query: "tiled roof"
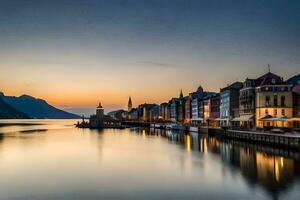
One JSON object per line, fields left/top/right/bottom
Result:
{"left": 255, "top": 72, "right": 283, "bottom": 86}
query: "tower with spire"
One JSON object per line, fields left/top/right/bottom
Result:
{"left": 179, "top": 89, "right": 183, "bottom": 99}
{"left": 128, "top": 96, "right": 132, "bottom": 111}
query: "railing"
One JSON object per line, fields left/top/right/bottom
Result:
{"left": 226, "top": 129, "right": 300, "bottom": 149}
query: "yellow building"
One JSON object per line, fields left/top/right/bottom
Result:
{"left": 255, "top": 72, "right": 293, "bottom": 128}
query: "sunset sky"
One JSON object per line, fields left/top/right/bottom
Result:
{"left": 0, "top": 0, "right": 299, "bottom": 114}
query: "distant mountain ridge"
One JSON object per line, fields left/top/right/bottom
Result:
{"left": 0, "top": 96, "right": 29, "bottom": 119}
{"left": 0, "top": 92, "right": 80, "bottom": 119}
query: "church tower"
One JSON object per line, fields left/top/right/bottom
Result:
{"left": 128, "top": 96, "right": 132, "bottom": 111}
{"left": 179, "top": 89, "right": 183, "bottom": 99}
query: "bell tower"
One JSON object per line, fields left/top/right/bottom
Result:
{"left": 128, "top": 96, "right": 132, "bottom": 111}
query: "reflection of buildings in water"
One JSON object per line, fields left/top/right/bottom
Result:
{"left": 184, "top": 134, "right": 191, "bottom": 152}
{"left": 167, "top": 131, "right": 179, "bottom": 143}
{"left": 190, "top": 132, "right": 199, "bottom": 151}
{"left": 147, "top": 128, "right": 300, "bottom": 199}
{"left": 0, "top": 135, "right": 4, "bottom": 156}
{"left": 220, "top": 140, "right": 299, "bottom": 199}
{"left": 199, "top": 136, "right": 208, "bottom": 153}
{"left": 142, "top": 129, "right": 146, "bottom": 139}
{"left": 256, "top": 153, "right": 295, "bottom": 193}
{"left": 187, "top": 134, "right": 222, "bottom": 154}
{"left": 220, "top": 142, "right": 241, "bottom": 168}
{"left": 220, "top": 142, "right": 233, "bottom": 164}
{"left": 239, "top": 148, "right": 257, "bottom": 185}
{"left": 207, "top": 136, "right": 220, "bottom": 154}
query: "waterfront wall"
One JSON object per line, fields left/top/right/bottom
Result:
{"left": 226, "top": 129, "right": 300, "bottom": 149}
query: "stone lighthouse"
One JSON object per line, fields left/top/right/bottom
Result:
{"left": 96, "top": 102, "right": 104, "bottom": 119}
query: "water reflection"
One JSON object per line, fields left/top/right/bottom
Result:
{"left": 0, "top": 122, "right": 299, "bottom": 200}
{"left": 146, "top": 128, "right": 300, "bottom": 200}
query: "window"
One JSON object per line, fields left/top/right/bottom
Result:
{"left": 265, "top": 96, "right": 271, "bottom": 107}
{"left": 274, "top": 109, "right": 277, "bottom": 115}
{"left": 282, "top": 109, "right": 285, "bottom": 116}
{"left": 281, "top": 96, "right": 286, "bottom": 107}
{"left": 271, "top": 78, "right": 276, "bottom": 84}
{"left": 274, "top": 95, "right": 278, "bottom": 107}
{"left": 265, "top": 109, "right": 268, "bottom": 115}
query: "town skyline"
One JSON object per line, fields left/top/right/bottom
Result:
{"left": 1, "top": 67, "right": 297, "bottom": 117}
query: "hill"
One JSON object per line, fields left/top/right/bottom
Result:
{"left": 0, "top": 92, "right": 80, "bottom": 119}
{"left": 0, "top": 95, "right": 29, "bottom": 119}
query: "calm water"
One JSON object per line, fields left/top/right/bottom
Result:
{"left": 0, "top": 120, "right": 299, "bottom": 200}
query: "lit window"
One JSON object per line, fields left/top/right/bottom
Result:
{"left": 282, "top": 109, "right": 285, "bottom": 116}
{"left": 265, "top": 109, "right": 268, "bottom": 115}
{"left": 274, "top": 109, "right": 277, "bottom": 115}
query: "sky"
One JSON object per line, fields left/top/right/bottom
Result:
{"left": 0, "top": 0, "right": 299, "bottom": 114}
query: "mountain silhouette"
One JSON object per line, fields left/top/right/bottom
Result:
{"left": 0, "top": 95, "right": 29, "bottom": 119}
{"left": 0, "top": 92, "right": 80, "bottom": 119}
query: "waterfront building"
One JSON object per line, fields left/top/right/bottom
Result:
{"left": 202, "top": 97, "right": 210, "bottom": 126}
{"left": 169, "top": 98, "right": 180, "bottom": 122}
{"left": 198, "top": 98, "right": 205, "bottom": 124}
{"left": 179, "top": 96, "right": 189, "bottom": 123}
{"left": 190, "top": 86, "right": 205, "bottom": 126}
{"left": 209, "top": 94, "right": 220, "bottom": 128}
{"left": 159, "top": 102, "right": 169, "bottom": 121}
{"left": 220, "top": 82, "right": 243, "bottom": 127}
{"left": 191, "top": 98, "right": 201, "bottom": 126}
{"left": 285, "top": 74, "right": 300, "bottom": 128}
{"left": 166, "top": 103, "right": 171, "bottom": 121}
{"left": 198, "top": 94, "right": 218, "bottom": 127}
{"left": 255, "top": 72, "right": 293, "bottom": 128}
{"left": 138, "top": 103, "right": 157, "bottom": 122}
{"left": 239, "top": 78, "right": 256, "bottom": 128}
{"left": 149, "top": 105, "right": 160, "bottom": 122}
{"left": 168, "top": 90, "right": 186, "bottom": 122}
{"left": 128, "top": 108, "right": 139, "bottom": 121}
{"left": 128, "top": 96, "right": 132, "bottom": 111}
{"left": 190, "top": 85, "right": 215, "bottom": 127}
{"left": 107, "top": 109, "right": 127, "bottom": 120}
{"left": 184, "top": 96, "right": 192, "bottom": 124}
